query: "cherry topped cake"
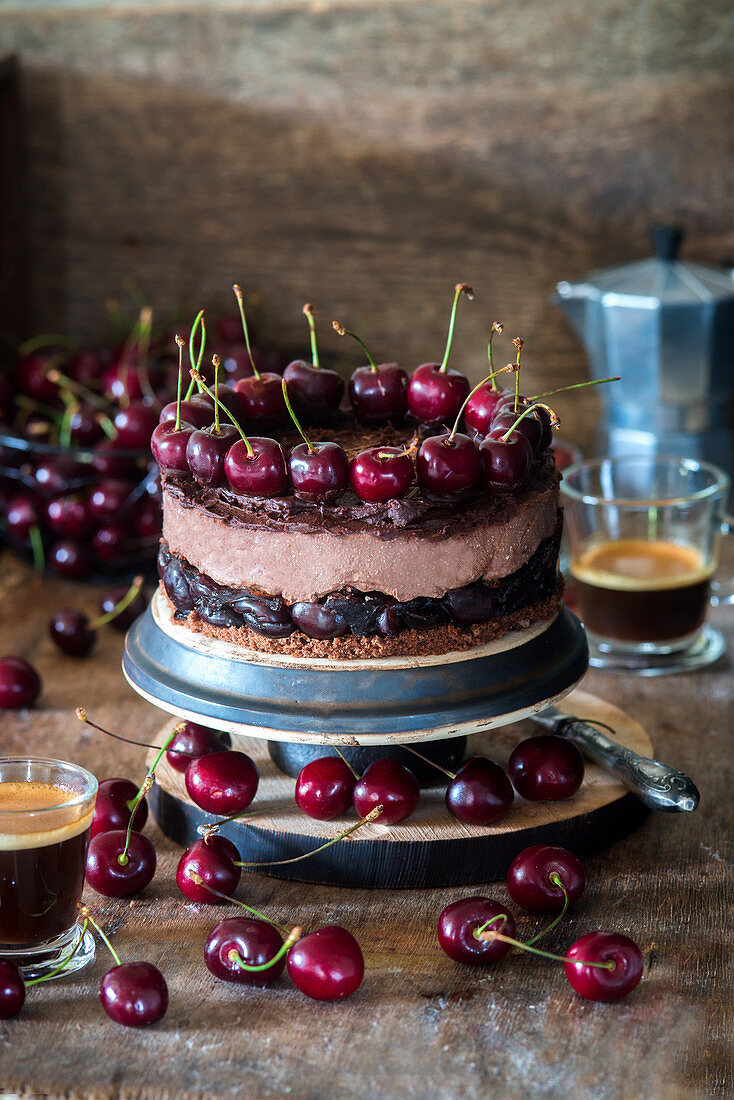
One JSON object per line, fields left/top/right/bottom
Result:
{"left": 152, "top": 287, "right": 564, "bottom": 659}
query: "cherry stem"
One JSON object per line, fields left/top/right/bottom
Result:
{"left": 75, "top": 708, "right": 196, "bottom": 755}
{"left": 228, "top": 926, "right": 302, "bottom": 972}
{"left": 281, "top": 379, "right": 313, "bottom": 452}
{"left": 184, "top": 310, "right": 205, "bottom": 400}
{"left": 19, "top": 333, "right": 76, "bottom": 356}
{"left": 478, "top": 929, "right": 615, "bottom": 970}
{"left": 302, "top": 304, "right": 319, "bottom": 368}
{"left": 332, "top": 746, "right": 360, "bottom": 780}
{"left": 24, "top": 919, "right": 89, "bottom": 986}
{"left": 332, "top": 322, "right": 378, "bottom": 371}
{"left": 80, "top": 909, "right": 122, "bottom": 967}
{"left": 212, "top": 354, "right": 221, "bottom": 433}
{"left": 117, "top": 730, "right": 177, "bottom": 866}
{"left": 174, "top": 336, "right": 185, "bottom": 430}
{"left": 197, "top": 802, "right": 287, "bottom": 837}
{"left": 46, "top": 367, "right": 111, "bottom": 412}
{"left": 233, "top": 284, "right": 259, "bottom": 378}
{"left": 29, "top": 525, "right": 45, "bottom": 573}
{"left": 529, "top": 377, "right": 622, "bottom": 401}
{"left": 440, "top": 283, "right": 474, "bottom": 373}
{"left": 96, "top": 413, "right": 116, "bottom": 440}
{"left": 400, "top": 743, "right": 456, "bottom": 780}
{"left": 134, "top": 306, "right": 158, "bottom": 410}
{"left": 235, "top": 806, "right": 383, "bottom": 868}
{"left": 14, "top": 394, "right": 65, "bottom": 425}
{"left": 448, "top": 365, "right": 516, "bottom": 441}
{"left": 87, "top": 575, "right": 144, "bottom": 630}
{"left": 185, "top": 872, "right": 292, "bottom": 933}
{"left": 191, "top": 370, "right": 254, "bottom": 457}
{"left": 523, "top": 874, "right": 569, "bottom": 947}
{"left": 487, "top": 321, "right": 503, "bottom": 391}
{"left": 473, "top": 912, "right": 509, "bottom": 940}
{"left": 512, "top": 338, "right": 523, "bottom": 413}
{"left": 59, "top": 395, "right": 74, "bottom": 449}
{"left": 501, "top": 402, "right": 559, "bottom": 444}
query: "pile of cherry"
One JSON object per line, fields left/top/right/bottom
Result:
{"left": 0, "top": 711, "right": 644, "bottom": 1028}
{"left": 153, "top": 284, "right": 606, "bottom": 506}
{"left": 1, "top": 302, "right": 288, "bottom": 577}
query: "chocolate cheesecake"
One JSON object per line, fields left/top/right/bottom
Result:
{"left": 158, "top": 422, "right": 563, "bottom": 659}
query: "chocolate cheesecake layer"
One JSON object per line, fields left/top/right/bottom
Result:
{"left": 162, "top": 456, "right": 560, "bottom": 603}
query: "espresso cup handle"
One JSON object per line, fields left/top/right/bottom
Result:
{"left": 710, "top": 512, "right": 734, "bottom": 606}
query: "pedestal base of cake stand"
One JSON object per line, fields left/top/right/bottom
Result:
{"left": 146, "top": 688, "right": 650, "bottom": 889}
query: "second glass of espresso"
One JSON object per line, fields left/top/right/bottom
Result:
{"left": 561, "top": 456, "right": 730, "bottom": 674}
{"left": 0, "top": 758, "right": 97, "bottom": 979}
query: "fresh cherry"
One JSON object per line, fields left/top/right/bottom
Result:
{"left": 352, "top": 759, "right": 419, "bottom": 825}
{"left": 186, "top": 424, "right": 239, "bottom": 487}
{"left": 48, "top": 609, "right": 96, "bottom": 657}
{"left": 48, "top": 539, "right": 91, "bottom": 579}
{"left": 507, "top": 844, "right": 585, "bottom": 913}
{"left": 68, "top": 402, "right": 105, "bottom": 446}
{"left": 407, "top": 284, "right": 473, "bottom": 424}
{"left": 92, "top": 524, "right": 129, "bottom": 562}
{"left": 416, "top": 431, "right": 481, "bottom": 498}
{"left": 45, "top": 496, "right": 93, "bottom": 539}
{"left": 349, "top": 362, "right": 408, "bottom": 422}
{"left": 89, "top": 480, "right": 132, "bottom": 525}
{"left": 348, "top": 446, "right": 413, "bottom": 503}
{"left": 491, "top": 408, "right": 543, "bottom": 454}
{"left": 151, "top": 418, "right": 194, "bottom": 474}
{"left": 92, "top": 439, "right": 139, "bottom": 479}
{"left": 159, "top": 397, "right": 211, "bottom": 429}
{"left": 479, "top": 428, "right": 533, "bottom": 489}
{"left": 0, "top": 656, "right": 41, "bottom": 709}
{"left": 92, "top": 777, "right": 149, "bottom": 837}
{"left": 224, "top": 437, "right": 288, "bottom": 497}
{"left": 5, "top": 495, "right": 38, "bottom": 540}
{"left": 445, "top": 757, "right": 514, "bottom": 825}
{"left": 508, "top": 735, "right": 584, "bottom": 801}
{"left": 96, "top": 583, "right": 147, "bottom": 632}
{"left": 100, "top": 962, "right": 168, "bottom": 1026}
{"left": 176, "top": 835, "right": 241, "bottom": 903}
{"left": 86, "top": 829, "right": 157, "bottom": 897}
{"left": 113, "top": 402, "right": 159, "bottom": 449}
{"left": 564, "top": 932, "right": 643, "bottom": 1002}
{"left": 286, "top": 925, "right": 364, "bottom": 1001}
{"left": 295, "top": 757, "right": 356, "bottom": 820}
{"left": 205, "top": 917, "right": 285, "bottom": 986}
{"left": 282, "top": 304, "right": 344, "bottom": 421}
{"left": 464, "top": 385, "right": 512, "bottom": 438}
{"left": 289, "top": 442, "right": 349, "bottom": 503}
{"left": 185, "top": 750, "right": 259, "bottom": 816}
{"left": 189, "top": 384, "right": 242, "bottom": 426}
{"left": 0, "top": 960, "right": 25, "bottom": 1018}
{"left": 31, "top": 456, "right": 84, "bottom": 497}
{"left": 235, "top": 373, "right": 286, "bottom": 427}
{"left": 437, "top": 897, "right": 516, "bottom": 965}
{"left": 132, "top": 498, "right": 161, "bottom": 540}
{"left": 165, "top": 721, "right": 228, "bottom": 772}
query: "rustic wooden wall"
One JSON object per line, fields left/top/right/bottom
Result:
{"left": 1, "top": 1, "right": 733, "bottom": 452}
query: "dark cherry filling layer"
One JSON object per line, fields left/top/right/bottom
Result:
{"left": 158, "top": 518, "right": 562, "bottom": 642}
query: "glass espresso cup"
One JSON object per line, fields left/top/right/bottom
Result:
{"left": 0, "top": 758, "right": 97, "bottom": 979}
{"left": 560, "top": 456, "right": 731, "bottom": 674}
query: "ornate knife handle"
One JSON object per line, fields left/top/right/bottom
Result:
{"left": 554, "top": 716, "right": 700, "bottom": 812}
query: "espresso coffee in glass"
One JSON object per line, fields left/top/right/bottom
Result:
{"left": 561, "top": 456, "right": 731, "bottom": 674}
{"left": 0, "top": 758, "right": 97, "bottom": 979}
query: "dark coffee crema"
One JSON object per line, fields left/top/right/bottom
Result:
{"left": 571, "top": 538, "right": 713, "bottom": 643}
{"left": 0, "top": 781, "right": 94, "bottom": 946}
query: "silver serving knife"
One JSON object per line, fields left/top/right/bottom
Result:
{"left": 532, "top": 706, "right": 700, "bottom": 812}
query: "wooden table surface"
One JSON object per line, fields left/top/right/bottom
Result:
{"left": 0, "top": 552, "right": 731, "bottom": 1100}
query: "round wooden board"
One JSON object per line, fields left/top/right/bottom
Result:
{"left": 149, "top": 687, "right": 652, "bottom": 888}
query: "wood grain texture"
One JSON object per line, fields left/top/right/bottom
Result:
{"left": 0, "top": 548, "right": 731, "bottom": 1099}
{"left": 1, "top": 1, "right": 733, "bottom": 455}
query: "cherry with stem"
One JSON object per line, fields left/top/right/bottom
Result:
{"left": 333, "top": 321, "right": 408, "bottom": 423}
{"left": 282, "top": 304, "right": 345, "bottom": 420}
{"left": 234, "top": 806, "right": 383, "bottom": 869}
{"left": 401, "top": 743, "right": 513, "bottom": 825}
{"left": 232, "top": 285, "right": 286, "bottom": 425}
{"left": 281, "top": 379, "right": 349, "bottom": 502}
{"left": 49, "top": 576, "right": 144, "bottom": 657}
{"left": 407, "top": 283, "right": 474, "bottom": 424}
{"left": 83, "top": 909, "right": 168, "bottom": 1026}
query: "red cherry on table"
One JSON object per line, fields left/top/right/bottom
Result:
{"left": 445, "top": 757, "right": 514, "bottom": 825}
{"left": 407, "top": 363, "right": 471, "bottom": 425}
{"left": 508, "top": 735, "right": 585, "bottom": 801}
{"left": 158, "top": 398, "right": 212, "bottom": 430}
{"left": 186, "top": 424, "right": 239, "bottom": 487}
{"left": 100, "top": 962, "right": 168, "bottom": 1026}
{"left": 349, "top": 446, "right": 414, "bottom": 503}
{"left": 205, "top": 917, "right": 286, "bottom": 986}
{"left": 185, "top": 750, "right": 259, "bottom": 816}
{"left": 507, "top": 844, "right": 586, "bottom": 913}
{"left": 176, "top": 835, "right": 241, "bottom": 903}
{"left": 151, "top": 419, "right": 195, "bottom": 474}
{"left": 113, "top": 402, "right": 159, "bottom": 449}
{"left": 289, "top": 442, "right": 349, "bottom": 503}
{"left": 49, "top": 539, "right": 91, "bottom": 579}
{"left": 0, "top": 960, "right": 25, "bottom": 1019}
{"left": 45, "top": 496, "right": 93, "bottom": 539}
{"left": 92, "top": 777, "right": 149, "bottom": 837}
{"left": 295, "top": 757, "right": 356, "bottom": 820}
{"left": 464, "top": 385, "right": 512, "bottom": 438}
{"left": 48, "top": 609, "right": 96, "bottom": 657}
{"left": 479, "top": 429, "right": 533, "bottom": 489}
{"left": 282, "top": 360, "right": 345, "bottom": 421}
{"left": 416, "top": 432, "right": 481, "bottom": 497}
{"left": 0, "top": 656, "right": 41, "bottom": 709}
{"left": 349, "top": 362, "right": 408, "bottom": 423}
{"left": 352, "top": 759, "right": 420, "bottom": 825}
{"left": 564, "top": 932, "right": 643, "bottom": 1002}
{"left": 234, "top": 374, "right": 286, "bottom": 427}
{"left": 287, "top": 925, "right": 364, "bottom": 1001}
{"left": 437, "top": 897, "right": 516, "bottom": 965}
{"left": 99, "top": 586, "right": 147, "bottom": 632}
{"left": 86, "top": 829, "right": 157, "bottom": 897}
{"left": 6, "top": 495, "right": 38, "bottom": 540}
{"left": 165, "top": 721, "right": 228, "bottom": 772}
{"left": 223, "top": 438, "right": 288, "bottom": 497}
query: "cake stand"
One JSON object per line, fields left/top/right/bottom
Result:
{"left": 121, "top": 590, "right": 651, "bottom": 886}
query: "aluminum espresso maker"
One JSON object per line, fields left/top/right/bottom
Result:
{"left": 554, "top": 226, "right": 734, "bottom": 492}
